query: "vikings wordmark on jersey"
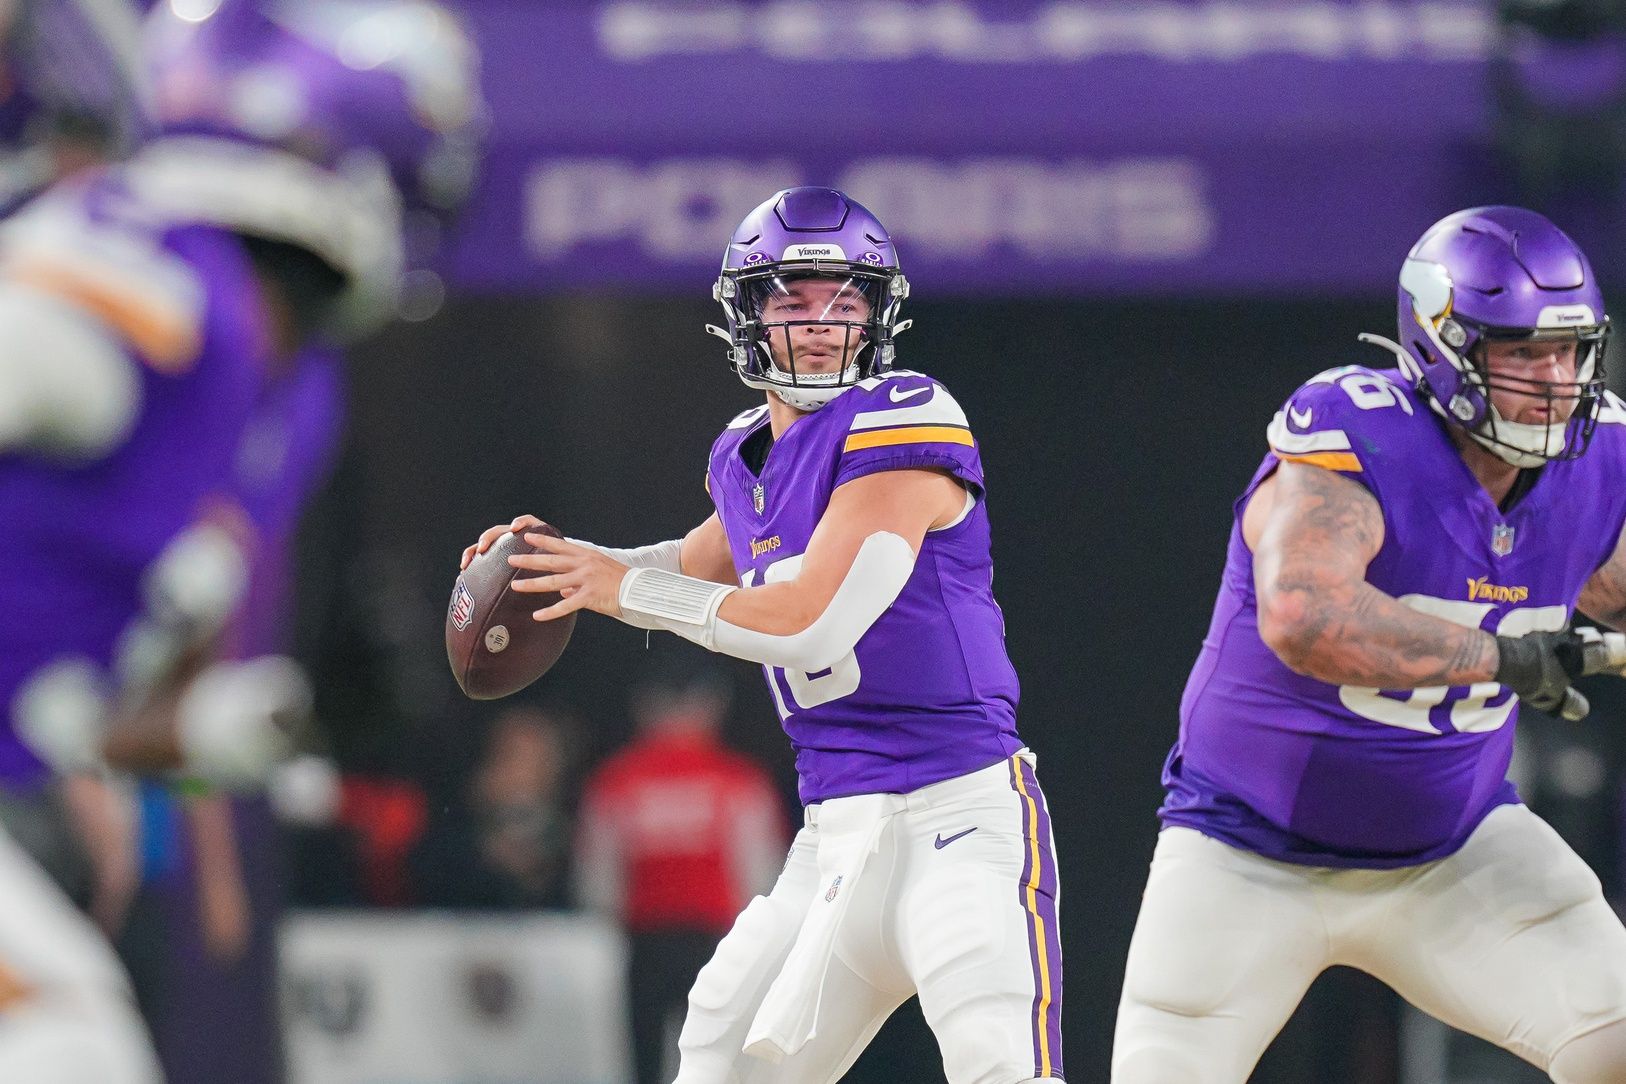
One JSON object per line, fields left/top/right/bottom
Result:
{"left": 1162, "top": 365, "right": 1626, "bottom": 867}
{"left": 707, "top": 370, "right": 1022, "bottom": 804}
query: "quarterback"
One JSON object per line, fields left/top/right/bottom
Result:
{"left": 463, "top": 187, "right": 1063, "bottom": 1084}
{"left": 1114, "top": 207, "right": 1626, "bottom": 1084}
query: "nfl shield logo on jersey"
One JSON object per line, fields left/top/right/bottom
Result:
{"left": 450, "top": 578, "right": 475, "bottom": 630}
{"left": 753, "top": 483, "right": 766, "bottom": 515}
{"left": 1492, "top": 523, "right": 1516, "bottom": 557}
{"left": 824, "top": 875, "right": 843, "bottom": 903}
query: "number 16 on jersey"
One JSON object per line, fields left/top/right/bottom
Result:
{"left": 742, "top": 554, "right": 862, "bottom": 715}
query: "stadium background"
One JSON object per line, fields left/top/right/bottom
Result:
{"left": 98, "top": 1, "right": 1626, "bottom": 1082}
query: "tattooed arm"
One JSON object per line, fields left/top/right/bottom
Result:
{"left": 1244, "top": 461, "right": 1498, "bottom": 687}
{"left": 1578, "top": 521, "right": 1626, "bottom": 630}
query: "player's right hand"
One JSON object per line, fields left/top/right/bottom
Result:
{"left": 460, "top": 514, "right": 545, "bottom": 570}
{"left": 1495, "top": 629, "right": 1593, "bottom": 722}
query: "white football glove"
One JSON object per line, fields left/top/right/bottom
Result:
{"left": 176, "top": 656, "right": 312, "bottom": 789}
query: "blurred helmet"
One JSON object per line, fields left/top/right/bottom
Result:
{"left": 0, "top": 0, "right": 150, "bottom": 203}
{"left": 1395, "top": 206, "right": 1610, "bottom": 467}
{"left": 133, "top": 0, "right": 486, "bottom": 333}
{"left": 711, "top": 187, "right": 909, "bottom": 411}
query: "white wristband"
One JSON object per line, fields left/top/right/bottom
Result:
{"left": 569, "top": 537, "right": 683, "bottom": 574}
{"left": 617, "top": 567, "right": 736, "bottom": 648}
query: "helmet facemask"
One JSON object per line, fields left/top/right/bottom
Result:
{"left": 1457, "top": 325, "right": 1610, "bottom": 466}
{"left": 715, "top": 266, "right": 904, "bottom": 411}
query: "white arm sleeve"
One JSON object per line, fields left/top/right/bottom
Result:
{"left": 0, "top": 284, "right": 142, "bottom": 459}
{"left": 567, "top": 537, "right": 684, "bottom": 574}
{"left": 617, "top": 531, "right": 916, "bottom": 672}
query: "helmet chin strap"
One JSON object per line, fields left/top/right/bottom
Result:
{"left": 746, "top": 338, "right": 866, "bottom": 412}
{"left": 1473, "top": 410, "right": 1568, "bottom": 468}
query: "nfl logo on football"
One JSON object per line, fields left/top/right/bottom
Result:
{"left": 1492, "top": 524, "right": 1515, "bottom": 558}
{"left": 450, "top": 579, "right": 475, "bottom": 630}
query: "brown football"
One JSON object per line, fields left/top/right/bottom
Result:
{"left": 446, "top": 524, "right": 577, "bottom": 699}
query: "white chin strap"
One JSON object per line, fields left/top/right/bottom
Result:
{"left": 1470, "top": 412, "right": 1566, "bottom": 467}
{"left": 740, "top": 355, "right": 860, "bottom": 412}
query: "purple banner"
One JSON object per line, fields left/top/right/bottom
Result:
{"left": 440, "top": 1, "right": 1616, "bottom": 295}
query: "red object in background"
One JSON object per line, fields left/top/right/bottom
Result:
{"left": 338, "top": 776, "right": 430, "bottom": 907}
{"left": 577, "top": 728, "right": 788, "bottom": 935}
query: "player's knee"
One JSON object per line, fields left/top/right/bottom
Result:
{"left": 935, "top": 1028, "right": 1045, "bottom": 1084}
{"left": 1111, "top": 1044, "right": 1210, "bottom": 1084}
{"left": 1551, "top": 1019, "right": 1626, "bottom": 1084}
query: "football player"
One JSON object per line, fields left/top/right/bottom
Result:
{"left": 1112, "top": 207, "right": 1626, "bottom": 1084}
{"left": 462, "top": 187, "right": 1064, "bottom": 1084}
{"left": 0, "top": 1, "right": 482, "bottom": 1079}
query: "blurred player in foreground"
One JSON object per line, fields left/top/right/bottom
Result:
{"left": 0, "top": 1, "right": 482, "bottom": 1079}
{"left": 464, "top": 187, "right": 1063, "bottom": 1084}
{"left": 1113, "top": 207, "right": 1626, "bottom": 1084}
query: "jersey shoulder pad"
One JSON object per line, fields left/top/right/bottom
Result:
{"left": 724, "top": 403, "right": 770, "bottom": 431}
{"left": 0, "top": 180, "right": 207, "bottom": 375}
{"left": 1265, "top": 366, "right": 1418, "bottom": 476}
{"left": 841, "top": 370, "right": 972, "bottom": 449}
{"left": 1597, "top": 389, "right": 1626, "bottom": 429}
{"left": 1584, "top": 390, "right": 1626, "bottom": 474}
{"left": 709, "top": 403, "right": 769, "bottom": 468}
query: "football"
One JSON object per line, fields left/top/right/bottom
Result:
{"left": 446, "top": 524, "right": 577, "bottom": 699}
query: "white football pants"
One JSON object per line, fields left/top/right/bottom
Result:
{"left": 673, "top": 753, "right": 1063, "bottom": 1084}
{"left": 1113, "top": 804, "right": 1626, "bottom": 1083}
{"left": 0, "top": 824, "right": 161, "bottom": 1083}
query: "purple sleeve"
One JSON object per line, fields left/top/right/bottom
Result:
{"left": 832, "top": 377, "right": 985, "bottom": 497}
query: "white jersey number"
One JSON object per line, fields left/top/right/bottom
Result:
{"left": 741, "top": 555, "right": 862, "bottom": 718}
{"left": 1338, "top": 595, "right": 1565, "bottom": 734}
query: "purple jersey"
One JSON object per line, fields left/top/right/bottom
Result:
{"left": 0, "top": 169, "right": 272, "bottom": 787}
{"left": 226, "top": 349, "right": 345, "bottom": 659}
{"left": 1163, "top": 365, "right": 1626, "bottom": 867}
{"left": 708, "top": 371, "right": 1022, "bottom": 805}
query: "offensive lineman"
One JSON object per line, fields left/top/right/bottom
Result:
{"left": 462, "top": 187, "right": 1063, "bottom": 1084}
{"left": 1113, "top": 207, "right": 1626, "bottom": 1084}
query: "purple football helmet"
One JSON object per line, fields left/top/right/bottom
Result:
{"left": 134, "top": 0, "right": 486, "bottom": 332}
{"left": 0, "top": 0, "right": 149, "bottom": 205}
{"left": 1387, "top": 206, "right": 1610, "bottom": 466}
{"left": 710, "top": 187, "right": 910, "bottom": 410}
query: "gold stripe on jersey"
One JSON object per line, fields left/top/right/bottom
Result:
{"left": 843, "top": 425, "right": 974, "bottom": 453}
{"left": 7, "top": 260, "right": 201, "bottom": 374}
{"left": 1275, "top": 450, "right": 1363, "bottom": 472}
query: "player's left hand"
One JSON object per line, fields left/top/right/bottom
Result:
{"left": 1577, "top": 626, "right": 1626, "bottom": 677}
{"left": 508, "top": 532, "right": 629, "bottom": 621}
